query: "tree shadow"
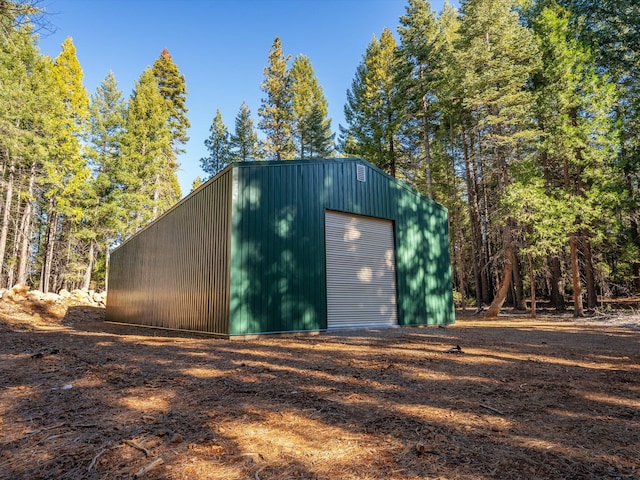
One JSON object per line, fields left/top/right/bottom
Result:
{"left": 1, "top": 315, "right": 638, "bottom": 479}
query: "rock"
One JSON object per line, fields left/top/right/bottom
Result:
{"left": 70, "top": 289, "right": 93, "bottom": 304}
{"left": 93, "top": 292, "right": 105, "bottom": 304}
{"left": 58, "top": 289, "right": 71, "bottom": 298}
{"left": 10, "top": 284, "right": 29, "bottom": 297}
{"left": 169, "top": 433, "right": 183, "bottom": 444}
{"left": 42, "top": 292, "right": 60, "bottom": 303}
{"left": 26, "top": 290, "right": 44, "bottom": 301}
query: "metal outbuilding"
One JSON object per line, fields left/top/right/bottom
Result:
{"left": 105, "top": 158, "right": 455, "bottom": 336}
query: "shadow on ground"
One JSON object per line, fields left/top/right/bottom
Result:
{"left": 0, "top": 309, "right": 638, "bottom": 479}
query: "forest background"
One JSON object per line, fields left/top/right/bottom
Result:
{"left": 0, "top": 0, "right": 638, "bottom": 317}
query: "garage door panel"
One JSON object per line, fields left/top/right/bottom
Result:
{"left": 325, "top": 211, "right": 398, "bottom": 329}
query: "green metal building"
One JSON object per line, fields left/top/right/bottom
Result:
{"left": 106, "top": 158, "right": 455, "bottom": 336}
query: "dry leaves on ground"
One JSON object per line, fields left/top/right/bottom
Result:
{"left": 1, "top": 302, "right": 639, "bottom": 479}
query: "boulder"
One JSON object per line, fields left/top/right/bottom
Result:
{"left": 71, "top": 289, "right": 92, "bottom": 303}
{"left": 26, "top": 290, "right": 44, "bottom": 301}
{"left": 42, "top": 292, "right": 60, "bottom": 303}
{"left": 58, "top": 289, "right": 71, "bottom": 298}
{"left": 11, "top": 284, "right": 29, "bottom": 297}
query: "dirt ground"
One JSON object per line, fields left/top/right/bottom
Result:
{"left": 1, "top": 300, "right": 639, "bottom": 480}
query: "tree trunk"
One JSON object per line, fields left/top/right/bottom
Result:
{"left": 529, "top": 253, "right": 536, "bottom": 318}
{"left": 105, "top": 250, "right": 110, "bottom": 292}
{"left": 548, "top": 255, "right": 566, "bottom": 311}
{"left": 0, "top": 157, "right": 15, "bottom": 287}
{"left": 17, "top": 163, "right": 36, "bottom": 285}
{"left": 17, "top": 202, "right": 33, "bottom": 286}
{"left": 153, "top": 172, "right": 160, "bottom": 220}
{"left": 389, "top": 120, "right": 396, "bottom": 178}
{"left": 581, "top": 234, "right": 597, "bottom": 309}
{"left": 483, "top": 225, "right": 494, "bottom": 306}
{"left": 463, "top": 129, "right": 483, "bottom": 309}
{"left": 512, "top": 253, "right": 526, "bottom": 310}
{"left": 476, "top": 154, "right": 492, "bottom": 303}
{"left": 485, "top": 227, "right": 515, "bottom": 318}
{"left": 6, "top": 219, "right": 21, "bottom": 288}
{"left": 82, "top": 240, "right": 95, "bottom": 290}
{"left": 455, "top": 231, "right": 467, "bottom": 311}
{"left": 40, "top": 199, "right": 58, "bottom": 294}
{"left": 478, "top": 148, "right": 494, "bottom": 305}
{"left": 625, "top": 173, "right": 640, "bottom": 293}
{"left": 422, "top": 94, "right": 432, "bottom": 198}
{"left": 564, "top": 121, "right": 585, "bottom": 318}
{"left": 569, "top": 233, "right": 584, "bottom": 317}
{"left": 631, "top": 216, "right": 640, "bottom": 294}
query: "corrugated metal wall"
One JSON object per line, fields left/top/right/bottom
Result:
{"left": 228, "top": 164, "right": 326, "bottom": 335}
{"left": 105, "top": 169, "right": 233, "bottom": 335}
{"left": 228, "top": 159, "right": 454, "bottom": 335}
{"left": 106, "top": 159, "right": 453, "bottom": 336}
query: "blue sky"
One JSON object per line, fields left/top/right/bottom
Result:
{"left": 38, "top": 0, "right": 457, "bottom": 195}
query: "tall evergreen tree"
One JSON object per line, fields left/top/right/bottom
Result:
{"left": 290, "top": 54, "right": 333, "bottom": 158}
{"left": 559, "top": 0, "right": 640, "bottom": 293}
{"left": 152, "top": 48, "right": 190, "bottom": 154}
{"left": 456, "top": 0, "right": 540, "bottom": 316}
{"left": 191, "top": 176, "right": 203, "bottom": 191}
{"left": 343, "top": 28, "right": 401, "bottom": 176}
{"left": 39, "top": 37, "right": 90, "bottom": 292}
{"left": 200, "top": 109, "right": 232, "bottom": 179}
{"left": 530, "top": 1, "right": 619, "bottom": 314}
{"left": 84, "top": 71, "right": 126, "bottom": 287}
{"left": 397, "top": 0, "right": 441, "bottom": 196}
{"left": 119, "top": 67, "right": 176, "bottom": 231}
{"left": 230, "top": 101, "right": 262, "bottom": 161}
{"left": 0, "top": 22, "right": 50, "bottom": 287}
{"left": 306, "top": 104, "right": 334, "bottom": 158}
{"left": 258, "top": 37, "right": 294, "bottom": 160}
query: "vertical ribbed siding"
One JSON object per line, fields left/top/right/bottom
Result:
{"left": 106, "top": 170, "right": 233, "bottom": 335}
{"left": 228, "top": 159, "right": 453, "bottom": 335}
{"left": 229, "top": 163, "right": 325, "bottom": 335}
{"left": 321, "top": 161, "right": 453, "bottom": 326}
{"left": 106, "top": 158, "right": 453, "bottom": 336}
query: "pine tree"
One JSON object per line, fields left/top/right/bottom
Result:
{"left": 306, "top": 104, "right": 334, "bottom": 158}
{"left": 84, "top": 71, "right": 126, "bottom": 287}
{"left": 343, "top": 29, "right": 401, "bottom": 176}
{"left": 191, "top": 176, "right": 203, "bottom": 191}
{"left": 530, "top": 1, "right": 619, "bottom": 315}
{"left": 0, "top": 22, "right": 46, "bottom": 287}
{"left": 258, "top": 37, "right": 294, "bottom": 160}
{"left": 152, "top": 48, "right": 190, "bottom": 154}
{"left": 119, "top": 67, "right": 176, "bottom": 231}
{"left": 290, "top": 54, "right": 333, "bottom": 158}
{"left": 397, "top": 0, "right": 441, "bottom": 196}
{"left": 455, "top": 0, "right": 540, "bottom": 316}
{"left": 230, "top": 101, "right": 262, "bottom": 161}
{"left": 39, "top": 36, "right": 91, "bottom": 292}
{"left": 200, "top": 109, "right": 232, "bottom": 179}
{"left": 558, "top": 0, "right": 640, "bottom": 293}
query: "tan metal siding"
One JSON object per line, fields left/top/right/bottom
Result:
{"left": 105, "top": 170, "right": 233, "bottom": 335}
{"left": 325, "top": 210, "right": 398, "bottom": 329}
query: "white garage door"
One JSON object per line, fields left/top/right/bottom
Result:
{"left": 325, "top": 211, "right": 398, "bottom": 329}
